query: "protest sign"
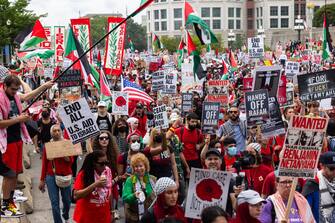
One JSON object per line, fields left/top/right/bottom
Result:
{"left": 206, "top": 80, "right": 229, "bottom": 104}
{"left": 201, "top": 102, "right": 220, "bottom": 134}
{"left": 58, "top": 98, "right": 100, "bottom": 144}
{"left": 243, "top": 77, "right": 253, "bottom": 92}
{"left": 54, "top": 26, "right": 66, "bottom": 63}
{"left": 281, "top": 83, "right": 294, "bottom": 107}
{"left": 57, "top": 70, "right": 82, "bottom": 89}
{"left": 162, "top": 69, "right": 177, "bottom": 94}
{"left": 285, "top": 61, "right": 300, "bottom": 78}
{"left": 153, "top": 105, "right": 169, "bottom": 129}
{"left": 182, "top": 93, "right": 193, "bottom": 115}
{"left": 298, "top": 69, "right": 335, "bottom": 101}
{"left": 71, "top": 18, "right": 92, "bottom": 63}
{"left": 185, "top": 168, "right": 231, "bottom": 219}
{"left": 248, "top": 37, "right": 264, "bottom": 58}
{"left": 151, "top": 70, "right": 165, "bottom": 92}
{"left": 253, "top": 65, "right": 282, "bottom": 98}
{"left": 45, "top": 140, "right": 82, "bottom": 160}
{"left": 245, "top": 89, "right": 270, "bottom": 127}
{"left": 261, "top": 97, "right": 286, "bottom": 138}
{"left": 278, "top": 115, "right": 328, "bottom": 178}
{"left": 112, "top": 91, "right": 128, "bottom": 115}
{"left": 181, "top": 63, "right": 205, "bottom": 96}
{"left": 60, "top": 86, "right": 81, "bottom": 104}
{"left": 278, "top": 75, "right": 287, "bottom": 105}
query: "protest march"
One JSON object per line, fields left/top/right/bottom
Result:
{"left": 2, "top": 0, "right": 335, "bottom": 223}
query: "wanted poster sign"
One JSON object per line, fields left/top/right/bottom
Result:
{"left": 46, "top": 140, "right": 82, "bottom": 160}
{"left": 298, "top": 69, "right": 335, "bottom": 102}
{"left": 201, "top": 102, "right": 220, "bottom": 134}
{"left": 153, "top": 105, "right": 169, "bottom": 129}
{"left": 58, "top": 98, "right": 100, "bottom": 144}
{"left": 245, "top": 89, "right": 270, "bottom": 127}
{"left": 253, "top": 65, "right": 282, "bottom": 98}
{"left": 285, "top": 61, "right": 300, "bottom": 78}
{"left": 261, "top": 97, "right": 286, "bottom": 138}
{"left": 182, "top": 93, "right": 193, "bottom": 115}
{"left": 185, "top": 168, "right": 231, "bottom": 219}
{"left": 278, "top": 115, "right": 328, "bottom": 178}
{"left": 248, "top": 37, "right": 264, "bottom": 58}
{"left": 206, "top": 80, "right": 229, "bottom": 104}
{"left": 151, "top": 70, "right": 165, "bottom": 92}
{"left": 112, "top": 92, "right": 128, "bottom": 115}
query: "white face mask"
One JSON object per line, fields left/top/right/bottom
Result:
{"left": 131, "top": 142, "right": 140, "bottom": 152}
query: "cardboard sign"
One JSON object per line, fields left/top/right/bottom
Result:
{"left": 298, "top": 69, "right": 335, "bottom": 102}
{"left": 57, "top": 70, "right": 82, "bottom": 88}
{"left": 248, "top": 37, "right": 264, "bottom": 58}
{"left": 181, "top": 63, "right": 205, "bottom": 96}
{"left": 112, "top": 91, "right": 128, "bottom": 115}
{"left": 243, "top": 77, "right": 253, "bottom": 92}
{"left": 245, "top": 89, "right": 270, "bottom": 127}
{"left": 185, "top": 168, "right": 232, "bottom": 219}
{"left": 162, "top": 69, "right": 177, "bottom": 94}
{"left": 58, "top": 98, "right": 100, "bottom": 144}
{"left": 253, "top": 65, "right": 282, "bottom": 98}
{"left": 153, "top": 105, "right": 169, "bottom": 129}
{"left": 278, "top": 75, "right": 287, "bottom": 105}
{"left": 45, "top": 140, "right": 82, "bottom": 160}
{"left": 182, "top": 93, "right": 193, "bottom": 115}
{"left": 285, "top": 61, "right": 300, "bottom": 77}
{"left": 278, "top": 115, "right": 328, "bottom": 178}
{"left": 261, "top": 97, "right": 286, "bottom": 138}
{"left": 201, "top": 102, "right": 220, "bottom": 135}
{"left": 206, "top": 80, "right": 229, "bottom": 104}
{"left": 151, "top": 70, "right": 165, "bottom": 92}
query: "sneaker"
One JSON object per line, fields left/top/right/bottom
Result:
{"left": 1, "top": 204, "right": 23, "bottom": 217}
{"left": 113, "top": 209, "right": 120, "bottom": 220}
{"left": 13, "top": 195, "right": 28, "bottom": 202}
{"left": 14, "top": 190, "right": 24, "bottom": 196}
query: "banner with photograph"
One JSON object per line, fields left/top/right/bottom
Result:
{"left": 58, "top": 98, "right": 100, "bottom": 144}
{"left": 185, "top": 168, "right": 231, "bottom": 219}
{"left": 248, "top": 37, "right": 264, "bottom": 58}
{"left": 253, "top": 65, "right": 282, "bottom": 98}
{"left": 153, "top": 105, "right": 169, "bottom": 129}
{"left": 261, "top": 97, "right": 286, "bottom": 138}
{"left": 298, "top": 69, "right": 335, "bottom": 102}
{"left": 71, "top": 18, "right": 92, "bottom": 63}
{"left": 245, "top": 89, "right": 270, "bottom": 127}
{"left": 278, "top": 115, "right": 328, "bottom": 178}
{"left": 206, "top": 80, "right": 229, "bottom": 104}
{"left": 112, "top": 91, "right": 128, "bottom": 115}
{"left": 54, "top": 26, "right": 66, "bottom": 63}
{"left": 201, "top": 102, "right": 220, "bottom": 135}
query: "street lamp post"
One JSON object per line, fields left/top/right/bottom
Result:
{"left": 228, "top": 30, "right": 236, "bottom": 49}
{"left": 294, "top": 15, "right": 304, "bottom": 41}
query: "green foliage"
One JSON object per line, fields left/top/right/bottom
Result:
{"left": 160, "top": 36, "right": 180, "bottom": 53}
{"left": 313, "top": 4, "right": 335, "bottom": 27}
{"left": 125, "top": 18, "right": 147, "bottom": 51}
{"left": 0, "top": 0, "right": 41, "bottom": 46}
{"left": 230, "top": 34, "right": 245, "bottom": 51}
{"left": 90, "top": 16, "right": 108, "bottom": 49}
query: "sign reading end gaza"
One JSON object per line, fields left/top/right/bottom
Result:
{"left": 58, "top": 98, "right": 100, "bottom": 144}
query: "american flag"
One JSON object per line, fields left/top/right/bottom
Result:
{"left": 121, "top": 77, "right": 153, "bottom": 103}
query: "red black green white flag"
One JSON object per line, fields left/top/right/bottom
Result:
{"left": 186, "top": 31, "right": 205, "bottom": 80}
{"left": 14, "top": 20, "right": 47, "bottom": 51}
{"left": 152, "top": 33, "right": 163, "bottom": 52}
{"left": 322, "top": 15, "right": 333, "bottom": 60}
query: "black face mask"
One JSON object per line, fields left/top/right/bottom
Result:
{"left": 188, "top": 125, "right": 197, "bottom": 130}
{"left": 154, "top": 135, "right": 163, "bottom": 143}
{"left": 118, "top": 126, "right": 127, "bottom": 133}
{"left": 41, "top": 111, "right": 50, "bottom": 119}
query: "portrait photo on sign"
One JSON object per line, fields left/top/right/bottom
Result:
{"left": 286, "top": 129, "right": 301, "bottom": 145}
{"left": 299, "top": 131, "right": 314, "bottom": 146}
{"left": 309, "top": 132, "right": 324, "bottom": 147}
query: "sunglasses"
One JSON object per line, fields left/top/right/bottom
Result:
{"left": 99, "top": 136, "right": 109, "bottom": 141}
{"left": 229, "top": 111, "right": 238, "bottom": 114}
{"left": 131, "top": 139, "right": 141, "bottom": 143}
{"left": 95, "top": 161, "right": 109, "bottom": 166}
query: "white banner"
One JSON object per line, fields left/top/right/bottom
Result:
{"left": 153, "top": 105, "right": 169, "bottom": 129}
{"left": 112, "top": 91, "right": 128, "bottom": 115}
{"left": 248, "top": 37, "right": 264, "bottom": 58}
{"left": 285, "top": 61, "right": 300, "bottom": 77}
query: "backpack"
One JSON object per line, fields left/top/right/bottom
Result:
{"left": 179, "top": 127, "right": 201, "bottom": 144}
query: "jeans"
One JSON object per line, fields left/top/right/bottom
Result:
{"left": 45, "top": 175, "right": 71, "bottom": 223}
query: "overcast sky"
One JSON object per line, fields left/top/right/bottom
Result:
{"left": 26, "top": 0, "right": 144, "bottom": 27}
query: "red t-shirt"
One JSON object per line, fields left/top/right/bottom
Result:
{"left": 261, "top": 171, "right": 276, "bottom": 197}
{"left": 73, "top": 171, "right": 112, "bottom": 223}
{"left": 224, "top": 155, "right": 236, "bottom": 171}
{"left": 244, "top": 164, "right": 273, "bottom": 194}
{"left": 175, "top": 127, "right": 203, "bottom": 161}
{"left": 132, "top": 114, "right": 147, "bottom": 137}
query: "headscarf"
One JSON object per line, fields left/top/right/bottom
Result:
{"left": 127, "top": 117, "right": 139, "bottom": 132}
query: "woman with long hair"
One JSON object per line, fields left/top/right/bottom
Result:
{"left": 112, "top": 118, "right": 129, "bottom": 154}
{"left": 72, "top": 150, "right": 113, "bottom": 223}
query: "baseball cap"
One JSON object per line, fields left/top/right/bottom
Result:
{"left": 237, "top": 190, "right": 265, "bottom": 206}
{"left": 205, "top": 149, "right": 222, "bottom": 159}
{"left": 320, "top": 152, "right": 335, "bottom": 167}
{"left": 97, "top": 101, "right": 107, "bottom": 107}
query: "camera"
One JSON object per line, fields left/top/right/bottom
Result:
{"left": 232, "top": 151, "right": 257, "bottom": 172}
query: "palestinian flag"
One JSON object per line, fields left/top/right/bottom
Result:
{"left": 14, "top": 20, "right": 47, "bottom": 51}
{"left": 229, "top": 50, "right": 238, "bottom": 69}
{"left": 100, "top": 68, "right": 112, "bottom": 97}
{"left": 322, "top": 15, "right": 333, "bottom": 60}
{"left": 23, "top": 49, "right": 54, "bottom": 60}
{"left": 97, "top": 51, "right": 102, "bottom": 69}
{"left": 131, "top": 0, "right": 154, "bottom": 17}
{"left": 186, "top": 31, "right": 205, "bottom": 80}
{"left": 184, "top": 1, "right": 218, "bottom": 45}
{"left": 177, "top": 38, "right": 186, "bottom": 69}
{"left": 64, "top": 27, "right": 91, "bottom": 82}
{"left": 222, "top": 59, "right": 228, "bottom": 74}
{"left": 129, "top": 38, "right": 135, "bottom": 53}
{"left": 152, "top": 33, "right": 163, "bottom": 52}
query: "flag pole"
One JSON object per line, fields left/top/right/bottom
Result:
{"left": 23, "top": 2, "right": 152, "bottom": 112}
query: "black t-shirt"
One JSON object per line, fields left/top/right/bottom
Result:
{"left": 7, "top": 96, "right": 21, "bottom": 143}
{"left": 148, "top": 146, "right": 173, "bottom": 179}
{"left": 96, "top": 115, "right": 112, "bottom": 131}
{"left": 37, "top": 118, "right": 56, "bottom": 143}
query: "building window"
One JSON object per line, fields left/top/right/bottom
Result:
{"left": 247, "top": 8, "right": 253, "bottom": 18}
{"left": 281, "top": 18, "right": 289, "bottom": 28}
{"left": 161, "top": 9, "right": 167, "bottom": 19}
{"left": 212, "top": 19, "right": 221, "bottom": 29}
{"left": 154, "top": 10, "right": 159, "bottom": 20}
{"left": 281, "top": 6, "right": 289, "bottom": 16}
{"left": 174, "top": 20, "right": 182, "bottom": 30}
{"left": 260, "top": 7, "right": 263, "bottom": 17}
{"left": 294, "top": 4, "right": 299, "bottom": 16}
{"left": 161, "top": 21, "right": 167, "bottom": 31}
{"left": 201, "top": 7, "right": 210, "bottom": 17}
{"left": 174, "top": 8, "right": 182, "bottom": 19}
{"left": 270, "top": 6, "right": 278, "bottom": 16}
{"left": 257, "top": 8, "right": 259, "bottom": 17}
{"left": 236, "top": 20, "right": 241, "bottom": 29}
{"left": 160, "top": 0, "right": 166, "bottom": 2}
{"left": 301, "top": 4, "right": 306, "bottom": 16}
{"left": 247, "top": 20, "right": 253, "bottom": 29}
{"left": 147, "top": 11, "right": 150, "bottom": 20}
{"left": 154, "top": 0, "right": 158, "bottom": 2}
{"left": 228, "top": 19, "right": 234, "bottom": 29}
{"left": 236, "top": 8, "right": 241, "bottom": 18}
{"left": 260, "top": 19, "right": 263, "bottom": 28}
{"left": 212, "top": 7, "right": 221, "bottom": 17}
{"left": 204, "top": 20, "right": 210, "bottom": 27}
{"left": 228, "top": 8, "right": 234, "bottom": 17}
{"left": 257, "top": 20, "right": 259, "bottom": 29}
{"left": 154, "top": 22, "right": 159, "bottom": 31}
{"left": 270, "top": 18, "right": 278, "bottom": 28}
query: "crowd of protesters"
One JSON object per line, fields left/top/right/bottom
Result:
{"left": 0, "top": 39, "right": 334, "bottom": 223}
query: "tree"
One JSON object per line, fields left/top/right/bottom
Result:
{"left": 90, "top": 16, "right": 108, "bottom": 49}
{"left": 231, "top": 34, "right": 245, "bottom": 51}
{"left": 160, "top": 36, "right": 180, "bottom": 53}
{"left": 0, "top": 0, "right": 41, "bottom": 47}
{"left": 125, "top": 18, "right": 147, "bottom": 51}
{"left": 313, "top": 4, "right": 335, "bottom": 27}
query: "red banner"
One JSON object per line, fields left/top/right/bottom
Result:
{"left": 54, "top": 26, "right": 66, "bottom": 63}
{"left": 70, "top": 18, "right": 92, "bottom": 63}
